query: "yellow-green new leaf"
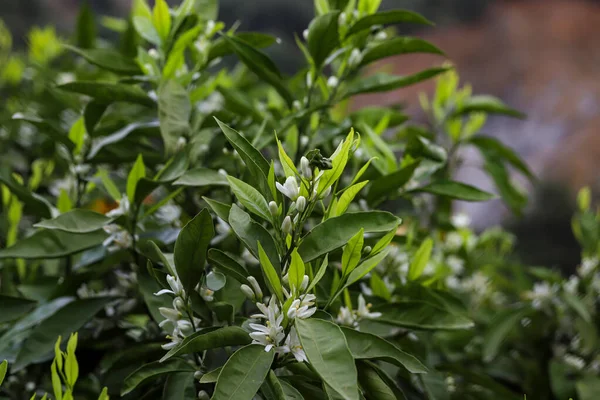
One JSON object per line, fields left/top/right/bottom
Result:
{"left": 126, "top": 154, "right": 146, "bottom": 203}
{"left": 342, "top": 229, "right": 364, "bottom": 277}
{"left": 258, "top": 242, "right": 284, "bottom": 302}
{"left": 277, "top": 139, "right": 298, "bottom": 178}
{"left": 65, "top": 333, "right": 79, "bottom": 387}
{"left": 335, "top": 181, "right": 368, "bottom": 216}
{"left": 152, "top": 0, "right": 171, "bottom": 42}
{"left": 288, "top": 249, "right": 305, "bottom": 292}
{"left": 346, "top": 248, "right": 390, "bottom": 287}
{"left": 408, "top": 238, "right": 433, "bottom": 281}
{"left": 226, "top": 176, "right": 271, "bottom": 222}
{"left": 370, "top": 227, "right": 397, "bottom": 256}
{"left": 0, "top": 359, "right": 7, "bottom": 387}
{"left": 317, "top": 129, "right": 354, "bottom": 196}
{"left": 68, "top": 117, "right": 86, "bottom": 155}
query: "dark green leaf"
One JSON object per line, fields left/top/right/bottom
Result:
{"left": 341, "top": 328, "right": 427, "bottom": 373}
{"left": 298, "top": 211, "right": 401, "bottom": 262}
{"left": 411, "top": 180, "right": 495, "bottom": 202}
{"left": 121, "top": 359, "right": 195, "bottom": 395}
{"left": 346, "top": 10, "right": 433, "bottom": 37}
{"left": 0, "top": 229, "right": 107, "bottom": 260}
{"left": 0, "top": 168, "right": 53, "bottom": 218}
{"left": 373, "top": 301, "right": 474, "bottom": 330}
{"left": 173, "top": 167, "right": 228, "bottom": 187}
{"left": 174, "top": 209, "right": 215, "bottom": 295}
{"left": 209, "top": 32, "right": 277, "bottom": 63}
{"left": 203, "top": 197, "right": 232, "bottom": 222}
{"left": 12, "top": 114, "right": 74, "bottom": 151}
{"left": 468, "top": 135, "right": 533, "bottom": 180}
{"left": 360, "top": 38, "right": 443, "bottom": 67}
{"left": 84, "top": 100, "right": 109, "bottom": 135}
{"left": 307, "top": 12, "right": 340, "bottom": 68}
{"left": 212, "top": 344, "right": 275, "bottom": 400}
{"left": 280, "top": 380, "right": 304, "bottom": 400}
{"left": 482, "top": 307, "right": 531, "bottom": 362}
{"left": 260, "top": 370, "right": 287, "bottom": 400}
{"left": 345, "top": 68, "right": 448, "bottom": 97}
{"left": 356, "top": 361, "right": 398, "bottom": 400}
{"left": 452, "top": 95, "right": 525, "bottom": 119}
{"left": 367, "top": 160, "right": 420, "bottom": 203}
{"left": 0, "top": 296, "right": 37, "bottom": 324}
{"left": 161, "top": 326, "right": 251, "bottom": 362}
{"left": 75, "top": 1, "right": 96, "bottom": 49}
{"left": 65, "top": 45, "right": 141, "bottom": 75}
{"left": 34, "top": 209, "right": 112, "bottom": 233}
{"left": 57, "top": 81, "right": 155, "bottom": 107}
{"left": 208, "top": 249, "right": 249, "bottom": 285}
{"left": 88, "top": 121, "right": 159, "bottom": 159}
{"left": 296, "top": 318, "right": 359, "bottom": 400}
{"left": 162, "top": 372, "right": 196, "bottom": 400}
{"left": 155, "top": 151, "right": 190, "bottom": 182}
{"left": 158, "top": 80, "right": 191, "bottom": 155}
{"left": 200, "top": 367, "right": 221, "bottom": 383}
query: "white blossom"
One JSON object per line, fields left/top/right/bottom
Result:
{"left": 155, "top": 203, "right": 181, "bottom": 225}
{"left": 285, "top": 327, "right": 307, "bottom": 363}
{"left": 287, "top": 294, "right": 317, "bottom": 320}
{"left": 451, "top": 213, "right": 471, "bottom": 228}
{"left": 102, "top": 224, "right": 133, "bottom": 252}
{"left": 276, "top": 176, "right": 300, "bottom": 200}
{"left": 356, "top": 294, "right": 382, "bottom": 320}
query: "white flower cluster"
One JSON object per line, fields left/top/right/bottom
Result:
{"left": 524, "top": 281, "right": 559, "bottom": 310}
{"left": 336, "top": 294, "right": 381, "bottom": 329}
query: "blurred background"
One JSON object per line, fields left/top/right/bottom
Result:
{"left": 2, "top": 0, "right": 599, "bottom": 270}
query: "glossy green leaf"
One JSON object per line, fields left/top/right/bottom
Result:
{"left": 296, "top": 318, "right": 359, "bottom": 400}
{"left": 158, "top": 80, "right": 191, "bottom": 155}
{"left": 345, "top": 68, "right": 448, "bottom": 97}
{"left": 469, "top": 135, "right": 534, "bottom": 180}
{"left": 122, "top": 359, "right": 195, "bottom": 395}
{"left": 34, "top": 209, "right": 113, "bottom": 233}
{"left": 0, "top": 229, "right": 107, "bottom": 259}
{"left": 307, "top": 11, "right": 340, "bottom": 68}
{"left": 163, "top": 372, "right": 196, "bottom": 400}
{"left": 0, "top": 295, "right": 37, "bottom": 324}
{"left": 174, "top": 167, "right": 229, "bottom": 187}
{"left": 75, "top": 1, "right": 96, "bottom": 49}
{"left": 298, "top": 211, "right": 401, "bottom": 262}
{"left": 482, "top": 307, "right": 531, "bottom": 362}
{"left": 307, "top": 255, "right": 329, "bottom": 293}
{"left": 288, "top": 249, "right": 305, "bottom": 292}
{"left": 412, "top": 180, "right": 495, "bottom": 202}
{"left": 261, "top": 370, "right": 287, "bottom": 400}
{"left": 203, "top": 197, "right": 232, "bottom": 222}
{"left": 335, "top": 181, "right": 368, "bottom": 216}
{"left": 212, "top": 344, "right": 275, "bottom": 400}
{"left": 161, "top": 326, "right": 252, "bottom": 362}
{"left": 57, "top": 81, "right": 155, "bottom": 107}
{"left": 64, "top": 45, "right": 141, "bottom": 75}
{"left": 373, "top": 301, "right": 474, "bottom": 330}
{"left": 0, "top": 168, "right": 53, "bottom": 218}
{"left": 367, "top": 160, "right": 420, "bottom": 203}
{"left": 342, "top": 229, "right": 364, "bottom": 277}
{"left": 14, "top": 297, "right": 115, "bottom": 371}
{"left": 369, "top": 229, "right": 397, "bottom": 256}
{"left": 0, "top": 359, "right": 6, "bottom": 386}
{"left": 341, "top": 328, "right": 427, "bottom": 373}
{"left": 258, "top": 242, "right": 284, "bottom": 302}
{"left": 127, "top": 154, "right": 146, "bottom": 202}
{"left": 155, "top": 150, "right": 190, "bottom": 183}
{"left": 360, "top": 38, "right": 443, "bottom": 67}
{"left": 356, "top": 361, "right": 398, "bottom": 400}
{"left": 452, "top": 95, "right": 525, "bottom": 119}
{"left": 227, "top": 176, "right": 272, "bottom": 221}
{"left": 200, "top": 367, "right": 222, "bottom": 383}
{"left": 346, "top": 10, "right": 433, "bottom": 37}
{"left": 174, "top": 208, "right": 215, "bottom": 295}
{"left": 408, "top": 238, "right": 433, "bottom": 281}
{"left": 208, "top": 32, "right": 277, "bottom": 63}
{"left": 345, "top": 248, "right": 390, "bottom": 287}
{"left": 228, "top": 205, "right": 280, "bottom": 272}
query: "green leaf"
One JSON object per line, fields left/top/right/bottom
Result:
{"left": 356, "top": 361, "right": 399, "bottom": 400}
{"left": 0, "top": 359, "right": 6, "bottom": 387}
{"left": 174, "top": 208, "right": 215, "bottom": 295}
{"left": 452, "top": 95, "right": 525, "bottom": 119}
{"left": 206, "top": 271, "right": 226, "bottom": 291}
{"left": 307, "top": 12, "right": 340, "bottom": 68}
{"left": 345, "top": 248, "right": 390, "bottom": 287}
{"left": 0, "top": 295, "right": 37, "bottom": 323}
{"left": 221, "top": 35, "right": 293, "bottom": 107}
{"left": 228, "top": 205, "right": 280, "bottom": 272}
{"left": 133, "top": 16, "right": 161, "bottom": 46}
{"left": 296, "top": 318, "right": 359, "bottom": 400}
{"left": 277, "top": 139, "right": 299, "bottom": 178}
{"left": 367, "top": 160, "right": 420, "bottom": 203}
{"left": 563, "top": 291, "right": 592, "bottom": 323}
{"left": 152, "top": 0, "right": 171, "bottom": 42}
{"left": 298, "top": 211, "right": 401, "bottom": 262}
{"left": 163, "top": 372, "right": 196, "bottom": 400}
{"left": 307, "top": 255, "right": 328, "bottom": 293}
{"left": 341, "top": 328, "right": 427, "bottom": 373}
{"left": 212, "top": 344, "right": 275, "bottom": 400}
{"left": 34, "top": 209, "right": 113, "bottom": 233}
{"left": 261, "top": 370, "right": 287, "bottom": 400}
{"left": 408, "top": 238, "right": 433, "bottom": 281}
{"left": 127, "top": 154, "right": 146, "bottom": 202}
{"left": 88, "top": 121, "right": 159, "bottom": 160}
{"left": 0, "top": 168, "right": 53, "bottom": 218}
{"left": 360, "top": 38, "right": 443, "bottom": 67}
{"left": 64, "top": 45, "right": 141, "bottom": 75}
{"left": 288, "top": 249, "right": 305, "bottom": 292}
{"left": 203, "top": 197, "right": 231, "bottom": 222}
{"left": 345, "top": 68, "right": 448, "bottom": 97}
{"left": 173, "top": 167, "right": 229, "bottom": 187}
{"left": 342, "top": 229, "right": 364, "bottom": 277}
{"left": 369, "top": 229, "right": 396, "bottom": 256}
{"left": 482, "top": 307, "right": 531, "bottom": 362}
{"left": 335, "top": 181, "right": 369, "bottom": 216}
{"left": 468, "top": 135, "right": 534, "bottom": 180}
{"left": 346, "top": 10, "right": 433, "bottom": 37}
{"left": 227, "top": 176, "right": 272, "bottom": 222}
{"left": 11, "top": 114, "right": 74, "bottom": 152}
{"left": 215, "top": 119, "right": 271, "bottom": 198}
{"left": 373, "top": 301, "right": 474, "bottom": 330}
{"left": 161, "top": 326, "right": 252, "bottom": 362}
{"left": 121, "top": 359, "right": 195, "bottom": 395}
{"left": 208, "top": 32, "right": 277, "bottom": 63}
{"left": 577, "top": 376, "right": 600, "bottom": 400}
{"left": 258, "top": 242, "right": 284, "bottom": 302}
{"left": 75, "top": 1, "right": 96, "bottom": 48}
{"left": 280, "top": 379, "right": 304, "bottom": 400}
{"left": 199, "top": 367, "right": 222, "bottom": 383}
{"left": 481, "top": 158, "right": 527, "bottom": 215}
{"left": 158, "top": 80, "right": 191, "bottom": 155}
{"left": 13, "top": 297, "right": 115, "bottom": 371}
{"left": 57, "top": 81, "right": 155, "bottom": 107}
{"left": 0, "top": 229, "right": 107, "bottom": 260}
{"left": 155, "top": 151, "right": 190, "bottom": 182}
{"left": 68, "top": 117, "right": 86, "bottom": 156}
{"left": 317, "top": 129, "right": 354, "bottom": 195}
{"left": 84, "top": 100, "right": 109, "bottom": 135}
{"left": 412, "top": 180, "right": 495, "bottom": 202}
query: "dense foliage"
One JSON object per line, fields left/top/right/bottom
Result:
{"left": 0, "top": 0, "right": 599, "bottom": 399}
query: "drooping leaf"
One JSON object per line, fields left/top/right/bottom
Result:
{"left": 64, "top": 45, "right": 141, "bottom": 75}
{"left": 296, "top": 318, "right": 359, "bottom": 400}
{"left": 0, "top": 229, "right": 107, "bottom": 260}
{"left": 468, "top": 135, "right": 533, "bottom": 180}
{"left": 174, "top": 208, "right": 215, "bottom": 295}
{"left": 359, "top": 38, "right": 444, "bottom": 67}
{"left": 411, "top": 180, "right": 495, "bottom": 202}
{"left": 298, "top": 211, "right": 401, "bottom": 262}
{"left": 341, "top": 328, "right": 427, "bottom": 373}
{"left": 346, "top": 10, "right": 433, "bottom": 37}
{"left": 161, "top": 327, "right": 252, "bottom": 362}
{"left": 452, "top": 95, "right": 525, "bottom": 119}
{"left": 373, "top": 301, "right": 474, "bottom": 331}
{"left": 57, "top": 81, "right": 155, "bottom": 107}
{"left": 34, "top": 209, "right": 113, "bottom": 233}
{"left": 121, "top": 359, "right": 195, "bottom": 395}
{"left": 212, "top": 344, "right": 275, "bottom": 400}
{"left": 345, "top": 68, "right": 448, "bottom": 97}
{"left": 208, "top": 32, "right": 277, "bottom": 63}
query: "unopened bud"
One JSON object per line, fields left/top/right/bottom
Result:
{"left": 198, "top": 390, "right": 210, "bottom": 400}
{"left": 348, "top": 48, "right": 363, "bottom": 68}
{"left": 194, "top": 371, "right": 203, "bottom": 380}
{"left": 177, "top": 319, "right": 194, "bottom": 335}
{"left": 281, "top": 216, "right": 293, "bottom": 235}
{"left": 306, "top": 72, "right": 313, "bottom": 88}
{"left": 173, "top": 297, "right": 186, "bottom": 312}
{"left": 300, "top": 156, "right": 312, "bottom": 179}
{"left": 300, "top": 275, "right": 309, "bottom": 291}
{"left": 327, "top": 76, "right": 339, "bottom": 89}
{"left": 269, "top": 201, "right": 280, "bottom": 217}
{"left": 302, "top": 29, "right": 309, "bottom": 40}
{"left": 247, "top": 276, "right": 263, "bottom": 301}
{"left": 320, "top": 186, "right": 332, "bottom": 199}
{"left": 241, "top": 284, "right": 256, "bottom": 301}
{"left": 296, "top": 196, "right": 307, "bottom": 212}
{"left": 363, "top": 246, "right": 372, "bottom": 255}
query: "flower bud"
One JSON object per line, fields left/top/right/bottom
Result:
{"left": 241, "top": 284, "right": 256, "bottom": 301}
{"left": 281, "top": 215, "right": 293, "bottom": 235}
{"left": 300, "top": 275, "right": 309, "bottom": 291}
{"left": 148, "top": 48, "right": 159, "bottom": 59}
{"left": 167, "top": 275, "right": 184, "bottom": 296}
{"left": 306, "top": 72, "right": 313, "bottom": 88}
{"left": 327, "top": 76, "right": 339, "bottom": 89}
{"left": 302, "top": 29, "right": 309, "bottom": 40}
{"left": 198, "top": 390, "right": 210, "bottom": 400}
{"left": 247, "top": 276, "right": 263, "bottom": 301}
{"left": 194, "top": 371, "right": 203, "bottom": 381}
{"left": 348, "top": 48, "right": 363, "bottom": 68}
{"left": 177, "top": 319, "right": 194, "bottom": 335}
{"left": 296, "top": 196, "right": 307, "bottom": 212}
{"left": 269, "top": 201, "right": 280, "bottom": 217}
{"left": 320, "top": 186, "right": 332, "bottom": 199}
{"left": 363, "top": 246, "right": 372, "bottom": 255}
{"left": 159, "top": 307, "right": 180, "bottom": 321}
{"left": 300, "top": 156, "right": 312, "bottom": 179}
{"left": 173, "top": 297, "right": 186, "bottom": 312}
